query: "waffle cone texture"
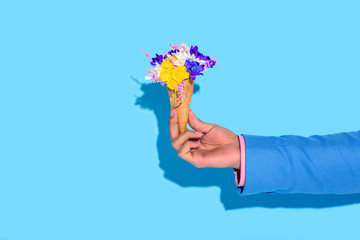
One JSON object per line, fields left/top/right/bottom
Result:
{"left": 167, "top": 78, "right": 194, "bottom": 134}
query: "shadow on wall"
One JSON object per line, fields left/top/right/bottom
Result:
{"left": 133, "top": 77, "right": 360, "bottom": 210}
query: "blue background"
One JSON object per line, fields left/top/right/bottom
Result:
{"left": 1, "top": 0, "right": 359, "bottom": 239}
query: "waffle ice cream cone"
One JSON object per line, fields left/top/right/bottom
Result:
{"left": 168, "top": 78, "right": 194, "bottom": 134}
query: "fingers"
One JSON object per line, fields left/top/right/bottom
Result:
{"left": 169, "top": 109, "right": 179, "bottom": 141}
{"left": 177, "top": 140, "right": 201, "bottom": 165}
{"left": 171, "top": 130, "right": 202, "bottom": 151}
{"left": 188, "top": 109, "right": 214, "bottom": 133}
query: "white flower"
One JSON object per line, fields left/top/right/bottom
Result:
{"left": 195, "top": 59, "right": 207, "bottom": 65}
{"left": 153, "top": 63, "right": 161, "bottom": 75}
{"left": 145, "top": 63, "right": 161, "bottom": 81}
{"left": 173, "top": 51, "right": 193, "bottom": 66}
{"left": 178, "top": 43, "right": 190, "bottom": 54}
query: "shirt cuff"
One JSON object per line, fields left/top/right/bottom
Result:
{"left": 233, "top": 135, "right": 246, "bottom": 191}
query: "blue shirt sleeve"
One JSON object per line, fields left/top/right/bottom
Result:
{"left": 239, "top": 130, "right": 360, "bottom": 195}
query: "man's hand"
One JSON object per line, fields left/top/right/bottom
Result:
{"left": 169, "top": 109, "right": 241, "bottom": 169}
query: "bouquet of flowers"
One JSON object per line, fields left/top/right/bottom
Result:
{"left": 142, "top": 43, "right": 217, "bottom": 133}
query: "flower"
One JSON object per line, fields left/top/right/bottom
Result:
{"left": 173, "top": 50, "right": 193, "bottom": 66}
{"left": 159, "top": 58, "right": 190, "bottom": 90}
{"left": 190, "top": 45, "right": 214, "bottom": 65}
{"left": 207, "top": 60, "right": 216, "bottom": 68}
{"left": 150, "top": 54, "right": 164, "bottom": 66}
{"left": 165, "top": 49, "right": 179, "bottom": 58}
{"left": 142, "top": 43, "right": 217, "bottom": 92}
{"left": 172, "top": 66, "right": 189, "bottom": 83}
{"left": 190, "top": 45, "right": 199, "bottom": 56}
{"left": 152, "top": 63, "right": 161, "bottom": 75}
{"left": 184, "top": 59, "right": 204, "bottom": 80}
{"left": 160, "top": 57, "right": 175, "bottom": 70}
{"left": 160, "top": 68, "right": 172, "bottom": 83}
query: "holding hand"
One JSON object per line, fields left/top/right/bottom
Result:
{"left": 169, "top": 109, "right": 241, "bottom": 169}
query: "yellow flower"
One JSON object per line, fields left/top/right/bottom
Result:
{"left": 160, "top": 57, "right": 176, "bottom": 70}
{"left": 159, "top": 58, "right": 176, "bottom": 85}
{"left": 172, "top": 66, "right": 189, "bottom": 83}
{"left": 166, "top": 78, "right": 178, "bottom": 90}
{"left": 159, "top": 58, "right": 190, "bottom": 90}
{"left": 160, "top": 68, "right": 172, "bottom": 83}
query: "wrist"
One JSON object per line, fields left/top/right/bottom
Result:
{"left": 232, "top": 135, "right": 241, "bottom": 169}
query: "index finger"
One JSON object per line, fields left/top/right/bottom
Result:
{"left": 169, "top": 109, "right": 179, "bottom": 141}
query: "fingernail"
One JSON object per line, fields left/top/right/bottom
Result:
{"left": 170, "top": 110, "right": 174, "bottom": 118}
{"left": 195, "top": 131, "right": 202, "bottom": 136}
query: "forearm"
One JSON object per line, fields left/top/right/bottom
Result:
{"left": 237, "top": 130, "right": 360, "bottom": 195}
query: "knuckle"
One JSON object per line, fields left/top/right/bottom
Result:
{"left": 190, "top": 131, "right": 198, "bottom": 137}
{"left": 188, "top": 131, "right": 197, "bottom": 139}
{"left": 183, "top": 130, "right": 190, "bottom": 137}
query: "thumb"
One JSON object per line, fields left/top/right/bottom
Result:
{"left": 188, "top": 109, "right": 214, "bottom": 133}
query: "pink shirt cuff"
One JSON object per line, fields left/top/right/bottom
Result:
{"left": 233, "top": 135, "right": 245, "bottom": 187}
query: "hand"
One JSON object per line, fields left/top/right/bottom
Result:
{"left": 169, "top": 109, "right": 241, "bottom": 169}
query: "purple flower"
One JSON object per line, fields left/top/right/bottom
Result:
{"left": 184, "top": 59, "right": 204, "bottom": 80}
{"left": 190, "top": 45, "right": 212, "bottom": 63}
{"left": 150, "top": 54, "right": 164, "bottom": 66}
{"left": 164, "top": 49, "right": 179, "bottom": 59}
{"left": 190, "top": 45, "right": 199, "bottom": 55}
{"left": 198, "top": 55, "right": 211, "bottom": 61}
{"left": 207, "top": 60, "right": 216, "bottom": 68}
